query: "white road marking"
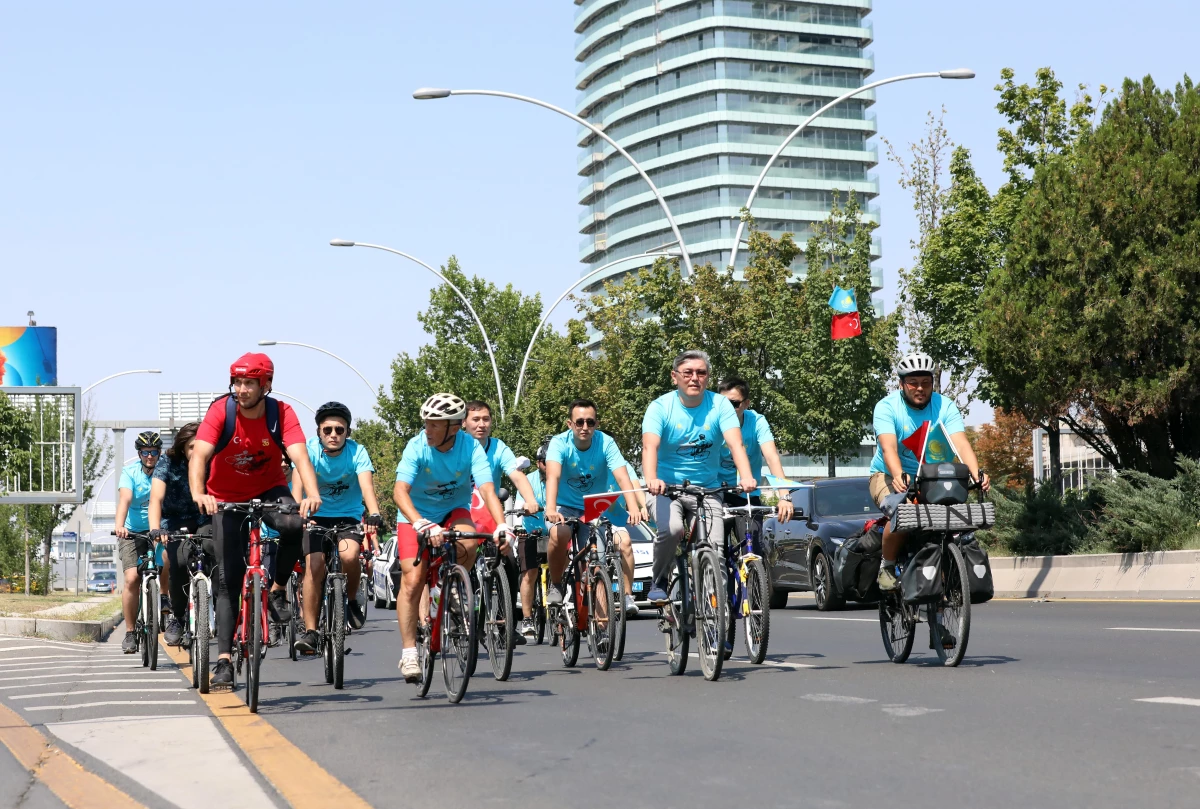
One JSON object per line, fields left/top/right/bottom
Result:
{"left": 0, "top": 672, "right": 181, "bottom": 683}
{"left": 881, "top": 705, "right": 944, "bottom": 717}
{"left": 1109, "top": 627, "right": 1200, "bottom": 633}
{"left": 794, "top": 616, "right": 877, "bottom": 623}
{"left": 1135, "top": 697, "right": 1200, "bottom": 707}
{"left": 801, "top": 693, "right": 877, "bottom": 704}
{"left": 25, "top": 700, "right": 196, "bottom": 711}
{"left": 12, "top": 688, "right": 189, "bottom": 699}
{"left": 0, "top": 662, "right": 151, "bottom": 671}
{"left": 0, "top": 654, "right": 92, "bottom": 662}
{"left": 0, "top": 646, "right": 90, "bottom": 654}
{"left": 757, "top": 659, "right": 816, "bottom": 670}
{"left": 0, "top": 680, "right": 180, "bottom": 690}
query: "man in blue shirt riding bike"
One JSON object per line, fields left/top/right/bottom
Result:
{"left": 115, "top": 431, "right": 163, "bottom": 654}
{"left": 642, "top": 350, "right": 757, "bottom": 604}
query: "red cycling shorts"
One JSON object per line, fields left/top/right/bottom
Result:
{"left": 396, "top": 508, "right": 474, "bottom": 566}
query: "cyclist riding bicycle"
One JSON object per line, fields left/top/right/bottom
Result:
{"left": 642, "top": 350, "right": 757, "bottom": 604}
{"left": 543, "top": 399, "right": 642, "bottom": 608}
{"left": 291, "top": 401, "right": 384, "bottom": 654}
{"left": 716, "top": 377, "right": 794, "bottom": 524}
{"left": 599, "top": 459, "right": 649, "bottom": 618}
{"left": 116, "top": 430, "right": 164, "bottom": 654}
{"left": 870, "top": 352, "right": 990, "bottom": 591}
{"left": 148, "top": 422, "right": 211, "bottom": 647}
{"left": 188, "top": 353, "right": 322, "bottom": 690}
{"left": 514, "top": 436, "right": 551, "bottom": 640}
{"left": 393, "top": 393, "right": 514, "bottom": 683}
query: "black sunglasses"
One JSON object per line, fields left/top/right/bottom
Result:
{"left": 727, "top": 399, "right": 746, "bottom": 408}
{"left": 572, "top": 418, "right": 598, "bottom": 428}
{"left": 138, "top": 449, "right": 160, "bottom": 457}
{"left": 321, "top": 425, "right": 347, "bottom": 436}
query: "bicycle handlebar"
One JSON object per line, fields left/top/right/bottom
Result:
{"left": 218, "top": 500, "right": 299, "bottom": 514}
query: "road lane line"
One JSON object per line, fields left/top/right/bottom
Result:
{"left": 0, "top": 672, "right": 180, "bottom": 682}
{"left": 25, "top": 701, "right": 196, "bottom": 711}
{"left": 1135, "top": 697, "right": 1200, "bottom": 707}
{"left": 0, "top": 662, "right": 152, "bottom": 671}
{"left": 0, "top": 646, "right": 90, "bottom": 655}
{"left": 758, "top": 659, "right": 816, "bottom": 670}
{"left": 0, "top": 655, "right": 93, "bottom": 662}
{"left": 161, "top": 642, "right": 373, "bottom": 809}
{"left": 1, "top": 679, "right": 177, "bottom": 691}
{"left": 794, "top": 616, "right": 877, "bottom": 622}
{"left": 1108, "top": 627, "right": 1200, "bottom": 632}
{"left": 13, "top": 689, "right": 189, "bottom": 699}
{"left": 0, "top": 701, "right": 147, "bottom": 809}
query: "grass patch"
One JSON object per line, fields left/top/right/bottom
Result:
{"left": 65, "top": 598, "right": 123, "bottom": 623}
{"left": 0, "top": 593, "right": 120, "bottom": 620}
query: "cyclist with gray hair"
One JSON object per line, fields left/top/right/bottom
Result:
{"left": 641, "top": 350, "right": 757, "bottom": 603}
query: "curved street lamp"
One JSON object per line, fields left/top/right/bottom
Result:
{"left": 728, "top": 69, "right": 975, "bottom": 269}
{"left": 82, "top": 369, "right": 162, "bottom": 396}
{"left": 513, "top": 249, "right": 682, "bottom": 410}
{"left": 272, "top": 390, "right": 314, "bottom": 414}
{"left": 258, "top": 340, "right": 376, "bottom": 399}
{"left": 330, "top": 239, "right": 507, "bottom": 419}
{"left": 413, "top": 87, "right": 695, "bottom": 278}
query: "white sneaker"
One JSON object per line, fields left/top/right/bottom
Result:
{"left": 877, "top": 565, "right": 900, "bottom": 591}
{"left": 400, "top": 655, "right": 421, "bottom": 683}
{"left": 623, "top": 594, "right": 639, "bottom": 618}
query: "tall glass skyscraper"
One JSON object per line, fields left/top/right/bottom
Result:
{"left": 574, "top": 0, "right": 880, "bottom": 291}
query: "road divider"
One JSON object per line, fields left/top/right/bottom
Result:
{"left": 991, "top": 549, "right": 1200, "bottom": 600}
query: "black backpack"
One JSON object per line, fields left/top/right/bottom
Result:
{"left": 900, "top": 542, "right": 945, "bottom": 605}
{"left": 958, "top": 534, "right": 995, "bottom": 604}
{"left": 209, "top": 394, "right": 287, "bottom": 473}
{"left": 833, "top": 522, "right": 883, "bottom": 602}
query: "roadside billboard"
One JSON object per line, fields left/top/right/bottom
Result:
{"left": 0, "top": 326, "right": 57, "bottom": 386}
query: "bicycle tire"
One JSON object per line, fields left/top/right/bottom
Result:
{"left": 468, "top": 567, "right": 484, "bottom": 678}
{"left": 695, "top": 548, "right": 726, "bottom": 682}
{"left": 138, "top": 599, "right": 148, "bottom": 668}
{"left": 665, "top": 566, "right": 688, "bottom": 676}
{"left": 286, "top": 574, "right": 299, "bottom": 662}
{"left": 741, "top": 557, "right": 771, "bottom": 664}
{"left": 611, "top": 560, "right": 627, "bottom": 662}
{"left": 441, "top": 564, "right": 475, "bottom": 703}
{"left": 331, "top": 577, "right": 346, "bottom": 688}
{"left": 931, "top": 542, "right": 971, "bottom": 667}
{"left": 415, "top": 620, "right": 435, "bottom": 698}
{"left": 321, "top": 599, "right": 334, "bottom": 684}
{"left": 878, "top": 590, "right": 915, "bottom": 663}
{"left": 589, "top": 567, "right": 617, "bottom": 671}
{"left": 355, "top": 574, "right": 369, "bottom": 625}
{"left": 486, "top": 567, "right": 515, "bottom": 681}
{"left": 194, "top": 578, "right": 211, "bottom": 693}
{"left": 247, "top": 574, "right": 264, "bottom": 713}
{"left": 147, "top": 577, "right": 161, "bottom": 671}
{"left": 533, "top": 580, "right": 546, "bottom": 645}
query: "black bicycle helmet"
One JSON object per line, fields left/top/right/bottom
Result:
{"left": 315, "top": 401, "right": 352, "bottom": 428}
{"left": 134, "top": 430, "right": 162, "bottom": 450}
{"left": 536, "top": 435, "right": 554, "bottom": 463}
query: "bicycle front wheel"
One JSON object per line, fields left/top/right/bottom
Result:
{"left": 330, "top": 577, "right": 346, "bottom": 689}
{"left": 588, "top": 567, "right": 616, "bottom": 671}
{"left": 415, "top": 620, "right": 434, "bottom": 699}
{"left": 286, "top": 574, "right": 299, "bottom": 662}
{"left": 931, "top": 542, "right": 971, "bottom": 667}
{"left": 486, "top": 568, "right": 515, "bottom": 681}
{"left": 741, "top": 557, "right": 771, "bottom": 664}
{"left": 695, "top": 549, "right": 727, "bottom": 682}
{"left": 879, "top": 589, "right": 915, "bottom": 664}
{"left": 610, "top": 560, "right": 627, "bottom": 662}
{"left": 247, "top": 574, "right": 264, "bottom": 712}
{"left": 147, "top": 578, "right": 161, "bottom": 671}
{"left": 533, "top": 579, "right": 546, "bottom": 645}
{"left": 440, "top": 564, "right": 476, "bottom": 703}
{"left": 193, "top": 578, "right": 211, "bottom": 693}
{"left": 664, "top": 567, "right": 688, "bottom": 676}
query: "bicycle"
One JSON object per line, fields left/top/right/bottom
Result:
{"left": 590, "top": 514, "right": 628, "bottom": 663}
{"left": 218, "top": 500, "right": 296, "bottom": 712}
{"left": 721, "top": 497, "right": 774, "bottom": 665}
{"left": 411, "top": 528, "right": 488, "bottom": 703}
{"left": 357, "top": 545, "right": 375, "bottom": 625}
{"left": 654, "top": 483, "right": 729, "bottom": 681}
{"left": 470, "top": 531, "right": 516, "bottom": 681}
{"left": 173, "top": 528, "right": 217, "bottom": 693}
{"left": 505, "top": 507, "right": 548, "bottom": 646}
{"left": 306, "top": 523, "right": 364, "bottom": 689}
{"left": 113, "top": 531, "right": 161, "bottom": 669}
{"left": 549, "top": 518, "right": 616, "bottom": 670}
{"left": 878, "top": 468, "right": 989, "bottom": 668}
{"left": 284, "top": 559, "right": 303, "bottom": 661}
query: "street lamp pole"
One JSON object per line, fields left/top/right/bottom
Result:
{"left": 413, "top": 87, "right": 696, "bottom": 278}
{"left": 513, "top": 250, "right": 682, "bottom": 410}
{"left": 329, "top": 239, "right": 507, "bottom": 419}
{"left": 82, "top": 369, "right": 163, "bottom": 396}
{"left": 258, "top": 340, "right": 376, "bottom": 399}
{"left": 728, "top": 69, "right": 975, "bottom": 269}
{"left": 271, "top": 390, "right": 315, "bottom": 414}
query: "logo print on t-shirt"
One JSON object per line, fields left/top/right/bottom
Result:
{"left": 323, "top": 480, "right": 350, "bottom": 497}
{"left": 426, "top": 481, "right": 459, "bottom": 500}
{"left": 677, "top": 432, "right": 713, "bottom": 461}
{"left": 567, "top": 472, "right": 594, "bottom": 492}
{"left": 226, "top": 450, "right": 270, "bottom": 476}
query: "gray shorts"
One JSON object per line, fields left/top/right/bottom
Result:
{"left": 118, "top": 534, "right": 151, "bottom": 571}
{"left": 552, "top": 506, "right": 592, "bottom": 549}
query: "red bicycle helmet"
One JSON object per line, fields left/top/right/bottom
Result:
{"left": 229, "top": 352, "right": 274, "bottom": 384}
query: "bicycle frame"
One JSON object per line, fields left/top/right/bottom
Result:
{"left": 555, "top": 519, "right": 596, "bottom": 631}
{"left": 722, "top": 503, "right": 773, "bottom": 619}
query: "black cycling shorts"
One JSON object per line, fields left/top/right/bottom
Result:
{"left": 303, "top": 516, "right": 362, "bottom": 557}
{"left": 516, "top": 532, "right": 546, "bottom": 573}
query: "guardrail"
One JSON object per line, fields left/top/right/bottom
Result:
{"left": 991, "top": 549, "right": 1200, "bottom": 600}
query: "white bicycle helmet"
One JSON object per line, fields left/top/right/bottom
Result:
{"left": 420, "top": 392, "right": 467, "bottom": 421}
{"left": 896, "top": 351, "right": 936, "bottom": 378}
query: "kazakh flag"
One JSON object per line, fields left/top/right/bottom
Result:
{"left": 765, "top": 474, "right": 803, "bottom": 492}
{"left": 828, "top": 285, "right": 858, "bottom": 314}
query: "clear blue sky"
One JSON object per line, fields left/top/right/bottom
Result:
{"left": 2, "top": 1, "right": 1194, "bottom": 454}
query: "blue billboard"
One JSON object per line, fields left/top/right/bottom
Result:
{"left": 0, "top": 326, "right": 58, "bottom": 386}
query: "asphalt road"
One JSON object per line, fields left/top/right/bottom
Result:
{"left": 236, "top": 596, "right": 1200, "bottom": 809}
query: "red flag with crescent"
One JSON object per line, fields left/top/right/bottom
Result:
{"left": 582, "top": 492, "right": 621, "bottom": 523}
{"left": 831, "top": 312, "right": 862, "bottom": 340}
{"left": 470, "top": 487, "right": 497, "bottom": 533}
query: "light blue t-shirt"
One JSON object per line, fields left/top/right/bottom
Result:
{"left": 604, "top": 461, "right": 640, "bottom": 529}
{"left": 546, "top": 430, "right": 629, "bottom": 510}
{"left": 522, "top": 469, "right": 547, "bottom": 535}
{"left": 307, "top": 437, "right": 375, "bottom": 519}
{"left": 119, "top": 461, "right": 153, "bottom": 532}
{"left": 481, "top": 436, "right": 520, "bottom": 493}
{"left": 395, "top": 431, "right": 493, "bottom": 524}
{"left": 869, "top": 391, "right": 966, "bottom": 476}
{"left": 719, "top": 408, "right": 775, "bottom": 484}
{"left": 642, "top": 390, "right": 740, "bottom": 488}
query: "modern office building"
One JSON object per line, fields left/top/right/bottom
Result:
{"left": 574, "top": 0, "right": 881, "bottom": 291}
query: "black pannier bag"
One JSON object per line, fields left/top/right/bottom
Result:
{"left": 900, "top": 542, "right": 944, "bottom": 605}
{"left": 918, "top": 462, "right": 971, "bottom": 505}
{"left": 833, "top": 522, "right": 883, "bottom": 602}
{"left": 957, "top": 533, "right": 995, "bottom": 604}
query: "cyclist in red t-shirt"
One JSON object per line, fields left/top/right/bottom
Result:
{"left": 188, "top": 352, "right": 322, "bottom": 691}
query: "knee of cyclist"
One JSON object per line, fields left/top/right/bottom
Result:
{"left": 307, "top": 555, "right": 326, "bottom": 576}
{"left": 274, "top": 515, "right": 304, "bottom": 538}
{"left": 124, "top": 568, "right": 140, "bottom": 586}
{"left": 400, "top": 569, "right": 424, "bottom": 593}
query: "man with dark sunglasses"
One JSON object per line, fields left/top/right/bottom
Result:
{"left": 291, "top": 402, "right": 383, "bottom": 654}
{"left": 543, "top": 399, "right": 642, "bottom": 607}
{"left": 116, "top": 431, "right": 164, "bottom": 653}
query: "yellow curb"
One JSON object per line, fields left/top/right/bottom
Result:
{"left": 161, "top": 642, "right": 373, "bottom": 809}
{"left": 0, "top": 701, "right": 146, "bottom": 809}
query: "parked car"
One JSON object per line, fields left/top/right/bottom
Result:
{"left": 371, "top": 535, "right": 399, "bottom": 610}
{"left": 87, "top": 569, "right": 118, "bottom": 594}
{"left": 763, "top": 476, "right": 882, "bottom": 611}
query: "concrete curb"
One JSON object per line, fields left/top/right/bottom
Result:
{"left": 992, "top": 549, "right": 1200, "bottom": 600}
{"left": 0, "top": 610, "right": 124, "bottom": 642}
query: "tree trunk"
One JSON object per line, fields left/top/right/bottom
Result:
{"left": 23, "top": 506, "right": 30, "bottom": 596}
{"left": 827, "top": 454, "right": 836, "bottom": 478}
{"left": 1046, "top": 420, "right": 1062, "bottom": 491}
{"left": 41, "top": 525, "right": 53, "bottom": 593}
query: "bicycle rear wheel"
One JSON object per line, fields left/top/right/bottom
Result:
{"left": 931, "top": 542, "right": 971, "bottom": 667}
{"left": 879, "top": 590, "right": 915, "bottom": 663}
{"left": 741, "top": 557, "right": 771, "bottom": 664}
{"left": 415, "top": 620, "right": 434, "bottom": 698}
{"left": 330, "top": 577, "right": 346, "bottom": 688}
{"left": 147, "top": 578, "right": 161, "bottom": 671}
{"left": 611, "top": 562, "right": 627, "bottom": 662}
{"left": 486, "top": 568, "right": 515, "bottom": 681}
{"left": 440, "top": 564, "right": 476, "bottom": 703}
{"left": 559, "top": 581, "right": 581, "bottom": 668}
{"left": 286, "top": 574, "right": 299, "bottom": 661}
{"left": 533, "top": 580, "right": 546, "bottom": 645}
{"left": 588, "top": 568, "right": 616, "bottom": 671}
{"left": 193, "top": 578, "right": 211, "bottom": 693}
{"left": 695, "top": 549, "right": 726, "bottom": 682}
{"left": 247, "top": 574, "right": 264, "bottom": 712}
{"left": 664, "top": 567, "right": 689, "bottom": 676}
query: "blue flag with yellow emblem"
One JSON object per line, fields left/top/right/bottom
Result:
{"left": 828, "top": 286, "right": 858, "bottom": 314}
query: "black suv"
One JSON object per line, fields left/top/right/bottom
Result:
{"left": 763, "top": 477, "right": 881, "bottom": 610}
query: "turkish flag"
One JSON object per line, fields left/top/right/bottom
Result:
{"left": 831, "top": 312, "right": 862, "bottom": 340}
{"left": 470, "top": 487, "right": 497, "bottom": 533}
{"left": 900, "top": 421, "right": 930, "bottom": 459}
{"left": 582, "top": 492, "right": 621, "bottom": 523}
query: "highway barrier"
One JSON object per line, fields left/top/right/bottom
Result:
{"left": 992, "top": 549, "right": 1200, "bottom": 600}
